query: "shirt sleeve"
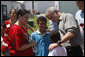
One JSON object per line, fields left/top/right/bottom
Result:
{"left": 75, "top": 10, "right": 82, "bottom": 25}
{"left": 64, "top": 13, "right": 79, "bottom": 35}
{"left": 49, "top": 20, "right": 58, "bottom": 31}
{"left": 30, "top": 33, "right": 36, "bottom": 52}
{"left": 30, "top": 33, "right": 35, "bottom": 40}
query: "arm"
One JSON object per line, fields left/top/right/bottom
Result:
{"left": 30, "top": 33, "right": 37, "bottom": 51}
{"left": 49, "top": 14, "right": 77, "bottom": 51}
{"left": 12, "top": 28, "right": 35, "bottom": 51}
{"left": 49, "top": 32, "right": 75, "bottom": 51}
{"left": 17, "top": 40, "right": 36, "bottom": 51}
{"left": 60, "top": 32, "right": 75, "bottom": 44}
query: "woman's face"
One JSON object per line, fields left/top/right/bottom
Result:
{"left": 20, "top": 13, "right": 29, "bottom": 25}
{"left": 10, "top": 9, "right": 17, "bottom": 21}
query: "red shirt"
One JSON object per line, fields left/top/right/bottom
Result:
{"left": 4, "top": 20, "right": 11, "bottom": 36}
{"left": 1, "top": 19, "right": 11, "bottom": 52}
{"left": 8, "top": 24, "right": 34, "bottom": 56}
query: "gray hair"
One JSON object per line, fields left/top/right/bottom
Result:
{"left": 46, "top": 6, "right": 58, "bottom": 14}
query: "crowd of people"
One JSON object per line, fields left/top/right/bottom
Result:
{"left": 1, "top": 1, "right": 84, "bottom": 56}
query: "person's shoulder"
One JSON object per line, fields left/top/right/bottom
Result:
{"left": 76, "top": 10, "right": 82, "bottom": 13}
{"left": 76, "top": 10, "right": 82, "bottom": 15}
{"left": 53, "top": 46, "right": 64, "bottom": 51}
{"left": 31, "top": 31, "right": 37, "bottom": 36}
{"left": 4, "top": 19, "right": 10, "bottom": 24}
{"left": 11, "top": 24, "right": 20, "bottom": 31}
{"left": 62, "top": 13, "right": 73, "bottom": 18}
{"left": 61, "top": 13, "right": 74, "bottom": 21}
{"left": 31, "top": 31, "right": 38, "bottom": 39}
{"left": 54, "top": 46, "right": 61, "bottom": 50}
{"left": 66, "top": 13, "right": 73, "bottom": 16}
{"left": 4, "top": 19, "right": 10, "bottom": 22}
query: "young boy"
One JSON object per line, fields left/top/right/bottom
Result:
{"left": 48, "top": 31, "right": 67, "bottom": 56}
{"left": 31, "top": 16, "right": 51, "bottom": 56}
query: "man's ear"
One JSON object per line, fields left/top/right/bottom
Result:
{"left": 18, "top": 14, "right": 22, "bottom": 20}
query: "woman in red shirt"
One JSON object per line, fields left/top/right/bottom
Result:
{"left": 1, "top": 9, "right": 17, "bottom": 56}
{"left": 8, "top": 9, "right": 35, "bottom": 56}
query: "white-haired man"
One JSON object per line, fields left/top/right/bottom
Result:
{"left": 46, "top": 7, "right": 59, "bottom": 32}
{"left": 45, "top": 6, "right": 83, "bottom": 56}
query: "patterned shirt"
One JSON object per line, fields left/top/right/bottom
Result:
{"left": 31, "top": 30, "right": 51, "bottom": 56}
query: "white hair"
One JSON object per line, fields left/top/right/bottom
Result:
{"left": 46, "top": 6, "right": 58, "bottom": 14}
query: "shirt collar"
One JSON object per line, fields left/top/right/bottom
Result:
{"left": 36, "top": 29, "right": 49, "bottom": 36}
{"left": 58, "top": 13, "right": 66, "bottom": 24}
{"left": 59, "top": 13, "right": 65, "bottom": 20}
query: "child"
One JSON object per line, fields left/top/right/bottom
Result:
{"left": 48, "top": 31, "right": 67, "bottom": 56}
{"left": 31, "top": 16, "right": 51, "bottom": 56}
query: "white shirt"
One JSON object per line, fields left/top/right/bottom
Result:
{"left": 48, "top": 46, "right": 67, "bottom": 56}
{"left": 75, "top": 10, "right": 84, "bottom": 40}
{"left": 75, "top": 10, "right": 84, "bottom": 25}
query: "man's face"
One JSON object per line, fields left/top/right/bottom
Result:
{"left": 76, "top": 1, "right": 84, "bottom": 10}
{"left": 19, "top": 13, "right": 29, "bottom": 25}
{"left": 38, "top": 20, "right": 47, "bottom": 32}
{"left": 46, "top": 12, "right": 59, "bottom": 23}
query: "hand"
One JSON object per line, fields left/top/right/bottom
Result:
{"left": 1, "top": 52, "right": 5, "bottom": 56}
{"left": 1, "top": 54, "right": 4, "bottom": 56}
{"left": 33, "top": 40, "right": 36, "bottom": 48}
{"left": 30, "top": 40, "right": 36, "bottom": 47}
{"left": 49, "top": 43, "right": 59, "bottom": 51}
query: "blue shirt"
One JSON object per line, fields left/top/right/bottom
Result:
{"left": 31, "top": 30, "right": 51, "bottom": 56}
{"left": 75, "top": 10, "right": 84, "bottom": 40}
{"left": 49, "top": 20, "right": 58, "bottom": 31}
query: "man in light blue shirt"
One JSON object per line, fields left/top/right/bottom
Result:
{"left": 49, "top": 20, "right": 58, "bottom": 32}
{"left": 31, "top": 16, "right": 51, "bottom": 56}
{"left": 46, "top": 7, "right": 58, "bottom": 32}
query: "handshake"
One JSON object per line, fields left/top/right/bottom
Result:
{"left": 29, "top": 40, "right": 36, "bottom": 49}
